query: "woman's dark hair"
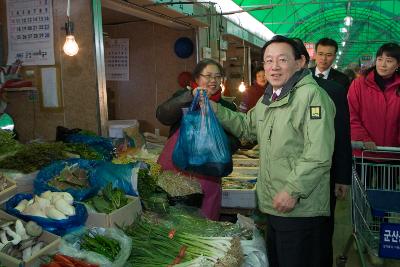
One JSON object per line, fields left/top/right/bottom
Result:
{"left": 253, "top": 66, "right": 265, "bottom": 76}
{"left": 376, "top": 42, "right": 400, "bottom": 63}
{"left": 364, "top": 43, "right": 400, "bottom": 95}
{"left": 192, "top": 59, "right": 224, "bottom": 80}
{"left": 365, "top": 43, "right": 400, "bottom": 76}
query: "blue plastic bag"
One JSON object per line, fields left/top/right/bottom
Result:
{"left": 90, "top": 161, "right": 140, "bottom": 196}
{"left": 5, "top": 193, "right": 88, "bottom": 236}
{"left": 34, "top": 159, "right": 100, "bottom": 201}
{"left": 65, "top": 133, "right": 115, "bottom": 161}
{"left": 172, "top": 90, "right": 232, "bottom": 177}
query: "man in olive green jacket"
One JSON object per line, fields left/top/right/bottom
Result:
{"left": 210, "top": 36, "right": 336, "bottom": 267}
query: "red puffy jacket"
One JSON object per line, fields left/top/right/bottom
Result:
{"left": 348, "top": 71, "right": 400, "bottom": 156}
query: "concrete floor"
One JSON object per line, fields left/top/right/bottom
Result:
{"left": 333, "top": 197, "right": 400, "bottom": 267}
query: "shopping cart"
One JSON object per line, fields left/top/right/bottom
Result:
{"left": 337, "top": 144, "right": 400, "bottom": 267}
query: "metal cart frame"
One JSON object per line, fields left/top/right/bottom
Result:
{"left": 337, "top": 146, "right": 400, "bottom": 267}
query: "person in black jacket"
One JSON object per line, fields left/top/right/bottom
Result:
{"left": 310, "top": 38, "right": 351, "bottom": 90}
{"left": 293, "top": 38, "right": 353, "bottom": 267}
{"left": 156, "top": 59, "right": 239, "bottom": 220}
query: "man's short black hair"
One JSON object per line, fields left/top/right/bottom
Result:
{"left": 261, "top": 35, "right": 302, "bottom": 61}
{"left": 315, "top": 38, "right": 338, "bottom": 53}
{"left": 292, "top": 38, "right": 310, "bottom": 65}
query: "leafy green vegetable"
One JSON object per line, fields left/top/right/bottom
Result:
{"left": 64, "top": 143, "right": 103, "bottom": 160}
{"left": 48, "top": 163, "right": 89, "bottom": 190}
{"left": 0, "top": 142, "right": 69, "bottom": 173}
{"left": 137, "top": 168, "right": 158, "bottom": 200}
{"left": 80, "top": 232, "right": 121, "bottom": 261}
{"left": 86, "top": 183, "right": 129, "bottom": 213}
{"left": 0, "top": 130, "right": 21, "bottom": 155}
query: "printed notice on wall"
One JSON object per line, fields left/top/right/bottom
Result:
{"left": 105, "top": 38, "right": 129, "bottom": 81}
{"left": 6, "top": 0, "right": 55, "bottom": 65}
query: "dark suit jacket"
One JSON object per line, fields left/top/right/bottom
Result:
{"left": 311, "top": 67, "right": 351, "bottom": 90}
{"left": 314, "top": 77, "right": 352, "bottom": 185}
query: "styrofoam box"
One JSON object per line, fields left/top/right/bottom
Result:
{"left": 221, "top": 178, "right": 257, "bottom": 208}
{"left": 108, "top": 119, "right": 139, "bottom": 138}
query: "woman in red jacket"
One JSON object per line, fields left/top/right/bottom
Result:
{"left": 348, "top": 43, "right": 400, "bottom": 154}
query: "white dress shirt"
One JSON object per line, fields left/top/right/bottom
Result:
{"left": 315, "top": 67, "right": 331, "bottom": 79}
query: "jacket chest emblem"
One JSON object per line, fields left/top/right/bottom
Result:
{"left": 310, "top": 106, "right": 322, "bottom": 119}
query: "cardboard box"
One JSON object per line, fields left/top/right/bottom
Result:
{"left": 0, "top": 176, "right": 17, "bottom": 203}
{"left": 0, "top": 210, "right": 60, "bottom": 267}
{"left": 0, "top": 170, "right": 38, "bottom": 194}
{"left": 221, "top": 178, "right": 257, "bottom": 209}
{"left": 85, "top": 195, "right": 142, "bottom": 228}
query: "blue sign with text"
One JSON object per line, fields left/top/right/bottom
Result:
{"left": 380, "top": 223, "right": 400, "bottom": 259}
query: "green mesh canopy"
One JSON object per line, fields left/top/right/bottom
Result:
{"left": 232, "top": 0, "right": 400, "bottom": 69}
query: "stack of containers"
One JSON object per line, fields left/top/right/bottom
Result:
{"left": 221, "top": 154, "right": 259, "bottom": 209}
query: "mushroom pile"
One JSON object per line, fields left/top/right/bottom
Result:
{"left": 15, "top": 191, "right": 75, "bottom": 220}
{"left": 0, "top": 219, "right": 45, "bottom": 261}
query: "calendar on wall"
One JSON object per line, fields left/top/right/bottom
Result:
{"left": 6, "top": 0, "right": 55, "bottom": 65}
{"left": 105, "top": 38, "right": 129, "bottom": 81}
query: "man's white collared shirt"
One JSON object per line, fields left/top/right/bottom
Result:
{"left": 315, "top": 67, "right": 331, "bottom": 79}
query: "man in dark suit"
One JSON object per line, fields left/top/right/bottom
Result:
{"left": 293, "top": 38, "right": 353, "bottom": 267}
{"left": 310, "top": 38, "right": 351, "bottom": 90}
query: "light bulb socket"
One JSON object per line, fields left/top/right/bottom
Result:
{"left": 65, "top": 19, "right": 74, "bottom": 35}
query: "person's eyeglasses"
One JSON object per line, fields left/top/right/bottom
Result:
{"left": 262, "top": 57, "right": 290, "bottom": 67}
{"left": 200, "top": 74, "right": 223, "bottom": 81}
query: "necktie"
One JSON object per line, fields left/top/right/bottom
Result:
{"left": 271, "top": 92, "right": 278, "bottom": 102}
{"left": 318, "top": 73, "right": 325, "bottom": 79}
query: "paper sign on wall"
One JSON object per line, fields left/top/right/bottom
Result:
{"left": 105, "top": 38, "right": 129, "bottom": 81}
{"left": 6, "top": 0, "right": 55, "bottom": 65}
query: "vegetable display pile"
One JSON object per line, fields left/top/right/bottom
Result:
{"left": 80, "top": 232, "right": 121, "bottom": 261}
{"left": 222, "top": 178, "right": 255, "bottom": 190}
{"left": 0, "top": 142, "right": 69, "bottom": 173}
{"left": 122, "top": 217, "right": 243, "bottom": 267}
{"left": 143, "top": 207, "right": 251, "bottom": 238}
{"left": 0, "top": 130, "right": 21, "bottom": 156}
{"left": 137, "top": 168, "right": 158, "bottom": 200}
{"left": 15, "top": 191, "right": 75, "bottom": 220}
{"left": 0, "top": 219, "right": 45, "bottom": 261}
{"left": 64, "top": 143, "right": 103, "bottom": 160}
{"left": 156, "top": 171, "right": 202, "bottom": 197}
{"left": 85, "top": 183, "right": 128, "bottom": 214}
{"left": 48, "top": 164, "right": 89, "bottom": 190}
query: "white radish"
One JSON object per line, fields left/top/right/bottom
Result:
{"left": 54, "top": 198, "right": 75, "bottom": 216}
{"left": 46, "top": 207, "right": 67, "bottom": 220}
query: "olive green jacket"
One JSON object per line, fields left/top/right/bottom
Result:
{"left": 216, "top": 73, "right": 336, "bottom": 217}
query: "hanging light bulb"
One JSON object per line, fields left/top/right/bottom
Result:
{"left": 340, "top": 27, "right": 348, "bottom": 33}
{"left": 220, "top": 81, "right": 225, "bottom": 93}
{"left": 339, "top": 50, "right": 342, "bottom": 55}
{"left": 238, "top": 40, "right": 246, "bottom": 93}
{"left": 342, "top": 41, "right": 346, "bottom": 47}
{"left": 344, "top": 16, "right": 353, "bottom": 27}
{"left": 63, "top": 32, "right": 79, "bottom": 56}
{"left": 63, "top": 0, "right": 79, "bottom": 56}
{"left": 238, "top": 80, "right": 246, "bottom": 93}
